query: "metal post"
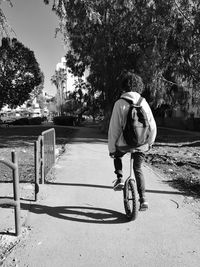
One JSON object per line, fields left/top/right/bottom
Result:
{"left": 34, "top": 140, "right": 39, "bottom": 201}
{"left": 41, "top": 136, "right": 44, "bottom": 184}
{"left": 53, "top": 128, "right": 56, "bottom": 164}
{"left": 11, "top": 151, "right": 20, "bottom": 236}
{"left": 39, "top": 128, "right": 56, "bottom": 183}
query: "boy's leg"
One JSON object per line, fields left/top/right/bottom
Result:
{"left": 113, "top": 150, "right": 126, "bottom": 177}
{"left": 113, "top": 150, "right": 126, "bottom": 190}
{"left": 132, "top": 152, "right": 148, "bottom": 210}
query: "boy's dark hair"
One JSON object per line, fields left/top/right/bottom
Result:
{"left": 121, "top": 71, "right": 144, "bottom": 94}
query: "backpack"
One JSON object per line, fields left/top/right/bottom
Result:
{"left": 121, "top": 97, "right": 150, "bottom": 147}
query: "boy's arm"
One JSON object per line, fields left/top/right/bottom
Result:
{"left": 147, "top": 104, "right": 157, "bottom": 146}
{"left": 108, "top": 101, "right": 122, "bottom": 154}
{"left": 143, "top": 99, "right": 157, "bottom": 146}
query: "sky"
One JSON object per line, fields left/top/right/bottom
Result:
{"left": 1, "top": 0, "right": 67, "bottom": 96}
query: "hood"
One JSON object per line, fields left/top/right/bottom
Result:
{"left": 121, "top": 91, "right": 141, "bottom": 104}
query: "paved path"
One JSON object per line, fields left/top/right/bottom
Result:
{"left": 2, "top": 126, "right": 200, "bottom": 267}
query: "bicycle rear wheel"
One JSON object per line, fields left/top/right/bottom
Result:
{"left": 123, "top": 179, "right": 138, "bottom": 221}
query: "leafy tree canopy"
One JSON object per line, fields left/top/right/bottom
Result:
{"left": 0, "top": 37, "right": 43, "bottom": 109}
{"left": 46, "top": 0, "right": 200, "bottom": 112}
{"left": 64, "top": 77, "right": 102, "bottom": 120}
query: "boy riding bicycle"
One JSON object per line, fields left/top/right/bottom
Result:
{"left": 108, "top": 71, "right": 157, "bottom": 211}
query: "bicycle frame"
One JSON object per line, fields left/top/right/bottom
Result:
{"left": 128, "top": 153, "right": 135, "bottom": 181}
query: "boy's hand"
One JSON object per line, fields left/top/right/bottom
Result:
{"left": 109, "top": 152, "right": 116, "bottom": 158}
{"left": 148, "top": 144, "right": 153, "bottom": 150}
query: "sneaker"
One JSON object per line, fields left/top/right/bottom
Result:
{"left": 139, "top": 198, "right": 149, "bottom": 211}
{"left": 113, "top": 178, "right": 124, "bottom": 191}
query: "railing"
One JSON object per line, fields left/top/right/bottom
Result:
{"left": 42, "top": 128, "right": 56, "bottom": 181}
{"left": 0, "top": 152, "right": 20, "bottom": 236}
{"left": 34, "top": 128, "right": 56, "bottom": 200}
{"left": 0, "top": 129, "right": 56, "bottom": 235}
{"left": 34, "top": 135, "right": 43, "bottom": 201}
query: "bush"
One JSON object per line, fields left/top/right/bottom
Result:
{"left": 29, "top": 117, "right": 42, "bottom": 125}
{"left": 194, "top": 118, "right": 200, "bottom": 131}
{"left": 53, "top": 116, "right": 78, "bottom": 126}
{"left": 10, "top": 117, "right": 42, "bottom": 125}
{"left": 11, "top": 117, "right": 29, "bottom": 125}
{"left": 41, "top": 116, "right": 47, "bottom": 122}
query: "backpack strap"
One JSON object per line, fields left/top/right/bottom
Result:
{"left": 136, "top": 96, "right": 143, "bottom": 106}
{"left": 121, "top": 96, "right": 143, "bottom": 106}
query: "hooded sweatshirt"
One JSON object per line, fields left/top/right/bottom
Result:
{"left": 108, "top": 91, "right": 157, "bottom": 153}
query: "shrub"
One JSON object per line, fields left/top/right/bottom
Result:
{"left": 53, "top": 116, "right": 78, "bottom": 126}
{"left": 194, "top": 118, "right": 200, "bottom": 131}
{"left": 11, "top": 117, "right": 29, "bottom": 125}
{"left": 29, "top": 117, "right": 42, "bottom": 125}
{"left": 10, "top": 117, "right": 42, "bottom": 125}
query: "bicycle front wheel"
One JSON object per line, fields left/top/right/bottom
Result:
{"left": 123, "top": 179, "right": 138, "bottom": 221}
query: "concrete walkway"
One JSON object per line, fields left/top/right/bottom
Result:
{"left": 2, "top": 126, "right": 200, "bottom": 267}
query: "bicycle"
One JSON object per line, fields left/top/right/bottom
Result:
{"left": 123, "top": 152, "right": 138, "bottom": 221}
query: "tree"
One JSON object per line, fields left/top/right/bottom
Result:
{"left": 63, "top": 78, "right": 87, "bottom": 116}
{"left": 46, "top": 0, "right": 200, "bottom": 116}
{"left": 36, "top": 93, "right": 46, "bottom": 116}
{"left": 46, "top": 96, "right": 57, "bottom": 114}
{"left": 148, "top": 0, "right": 200, "bottom": 111}
{"left": 63, "top": 77, "right": 102, "bottom": 121}
{"left": 51, "top": 67, "right": 67, "bottom": 115}
{"left": 31, "top": 71, "right": 44, "bottom": 99}
{"left": 0, "top": 37, "right": 43, "bottom": 109}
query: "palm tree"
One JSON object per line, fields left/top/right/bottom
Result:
{"left": 51, "top": 68, "right": 67, "bottom": 115}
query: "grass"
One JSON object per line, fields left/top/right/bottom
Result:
{"left": 156, "top": 127, "right": 200, "bottom": 143}
{"left": 0, "top": 125, "right": 78, "bottom": 182}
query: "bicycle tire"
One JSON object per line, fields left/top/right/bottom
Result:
{"left": 123, "top": 179, "right": 138, "bottom": 221}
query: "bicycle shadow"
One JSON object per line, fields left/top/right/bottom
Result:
{"left": 20, "top": 203, "right": 128, "bottom": 224}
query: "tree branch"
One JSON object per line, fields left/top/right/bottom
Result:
{"left": 174, "top": 0, "right": 194, "bottom": 27}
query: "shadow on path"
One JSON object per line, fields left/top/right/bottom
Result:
{"left": 146, "top": 189, "right": 186, "bottom": 196}
{"left": 0, "top": 231, "right": 16, "bottom": 236}
{"left": 67, "top": 125, "right": 108, "bottom": 144}
{"left": 20, "top": 203, "right": 127, "bottom": 224}
{"left": 45, "top": 182, "right": 186, "bottom": 196}
{"left": 46, "top": 182, "right": 112, "bottom": 189}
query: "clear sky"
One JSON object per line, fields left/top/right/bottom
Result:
{"left": 1, "top": 0, "right": 67, "bottom": 96}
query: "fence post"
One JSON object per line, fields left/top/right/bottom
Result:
{"left": 53, "top": 128, "right": 56, "bottom": 164}
{"left": 34, "top": 140, "right": 39, "bottom": 201}
{"left": 41, "top": 129, "right": 56, "bottom": 183}
{"left": 11, "top": 151, "right": 21, "bottom": 236}
{"left": 34, "top": 128, "right": 56, "bottom": 186}
{"left": 41, "top": 135, "right": 45, "bottom": 184}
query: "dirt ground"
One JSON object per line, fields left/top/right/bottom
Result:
{"left": 146, "top": 143, "right": 200, "bottom": 194}
{"left": 145, "top": 127, "right": 200, "bottom": 219}
{"left": 146, "top": 128, "right": 200, "bottom": 196}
